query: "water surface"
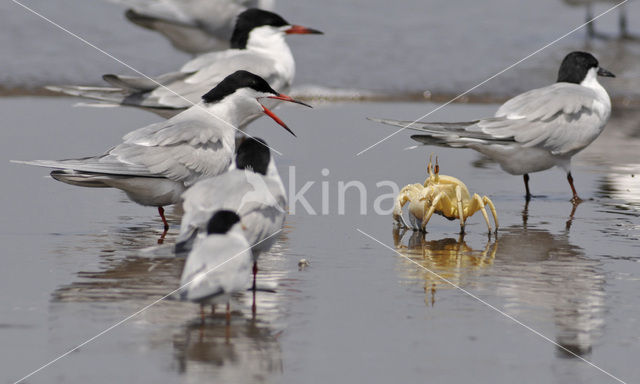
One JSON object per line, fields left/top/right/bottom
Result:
{"left": 1, "top": 97, "right": 639, "bottom": 383}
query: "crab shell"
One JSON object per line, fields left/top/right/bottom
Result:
{"left": 416, "top": 174, "right": 474, "bottom": 220}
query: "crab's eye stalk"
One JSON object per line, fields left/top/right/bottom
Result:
{"left": 435, "top": 157, "right": 440, "bottom": 175}
{"left": 427, "top": 153, "right": 434, "bottom": 175}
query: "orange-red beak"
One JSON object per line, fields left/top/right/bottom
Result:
{"left": 260, "top": 93, "right": 312, "bottom": 137}
{"left": 261, "top": 104, "right": 296, "bottom": 137}
{"left": 267, "top": 93, "right": 313, "bottom": 108}
{"left": 285, "top": 25, "right": 323, "bottom": 35}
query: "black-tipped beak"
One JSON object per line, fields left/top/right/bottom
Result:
{"left": 285, "top": 25, "right": 323, "bottom": 35}
{"left": 597, "top": 67, "right": 615, "bottom": 78}
{"left": 268, "top": 93, "right": 313, "bottom": 108}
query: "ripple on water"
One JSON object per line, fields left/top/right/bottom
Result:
{"left": 393, "top": 225, "right": 606, "bottom": 357}
{"left": 49, "top": 224, "right": 296, "bottom": 382}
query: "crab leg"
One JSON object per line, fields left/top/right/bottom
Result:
{"left": 455, "top": 186, "right": 465, "bottom": 234}
{"left": 393, "top": 191, "right": 411, "bottom": 228}
{"left": 483, "top": 196, "right": 499, "bottom": 231}
{"left": 421, "top": 191, "right": 445, "bottom": 232}
{"left": 473, "top": 194, "right": 492, "bottom": 233}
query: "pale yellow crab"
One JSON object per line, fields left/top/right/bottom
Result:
{"left": 393, "top": 155, "right": 499, "bottom": 233}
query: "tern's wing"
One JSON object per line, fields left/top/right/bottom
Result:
{"left": 372, "top": 83, "right": 607, "bottom": 155}
{"left": 178, "top": 171, "right": 251, "bottom": 242}
{"left": 150, "top": 51, "right": 284, "bottom": 108}
{"left": 124, "top": 7, "right": 228, "bottom": 54}
{"left": 101, "top": 71, "right": 195, "bottom": 93}
{"left": 114, "top": 107, "right": 234, "bottom": 182}
{"left": 180, "top": 231, "right": 252, "bottom": 301}
{"left": 178, "top": 171, "right": 286, "bottom": 245}
{"left": 479, "top": 83, "right": 608, "bottom": 154}
{"left": 19, "top": 107, "right": 232, "bottom": 182}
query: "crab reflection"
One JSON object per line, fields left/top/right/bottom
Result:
{"left": 393, "top": 228, "right": 497, "bottom": 306}
{"left": 395, "top": 203, "right": 606, "bottom": 358}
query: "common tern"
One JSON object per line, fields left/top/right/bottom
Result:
{"left": 14, "top": 70, "right": 309, "bottom": 229}
{"left": 179, "top": 210, "right": 252, "bottom": 324}
{"left": 371, "top": 51, "right": 615, "bottom": 203}
{"left": 47, "top": 9, "right": 322, "bottom": 121}
{"left": 118, "top": 0, "right": 275, "bottom": 54}
{"left": 177, "top": 137, "right": 286, "bottom": 290}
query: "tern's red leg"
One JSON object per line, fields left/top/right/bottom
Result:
{"left": 225, "top": 302, "right": 231, "bottom": 326}
{"left": 252, "top": 261, "right": 258, "bottom": 315}
{"left": 252, "top": 261, "right": 258, "bottom": 291}
{"left": 523, "top": 174, "right": 531, "bottom": 201}
{"left": 567, "top": 172, "right": 583, "bottom": 204}
{"left": 158, "top": 206, "right": 169, "bottom": 231}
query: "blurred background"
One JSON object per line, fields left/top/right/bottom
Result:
{"left": 2, "top": 0, "right": 640, "bottom": 100}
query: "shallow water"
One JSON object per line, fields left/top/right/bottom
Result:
{"left": 1, "top": 97, "right": 639, "bottom": 383}
{"left": 3, "top": 0, "right": 640, "bottom": 98}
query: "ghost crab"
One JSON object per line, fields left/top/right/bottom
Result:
{"left": 393, "top": 155, "right": 498, "bottom": 234}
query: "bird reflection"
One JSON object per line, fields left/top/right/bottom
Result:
{"left": 394, "top": 201, "right": 606, "bottom": 357}
{"left": 173, "top": 316, "right": 283, "bottom": 382}
{"left": 50, "top": 219, "right": 290, "bottom": 380}
{"left": 393, "top": 228, "right": 497, "bottom": 306}
{"left": 491, "top": 224, "right": 605, "bottom": 357}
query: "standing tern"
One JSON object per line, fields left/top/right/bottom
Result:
{"left": 47, "top": 9, "right": 323, "bottom": 121}
{"left": 179, "top": 210, "right": 252, "bottom": 324}
{"left": 14, "top": 70, "right": 309, "bottom": 230}
{"left": 371, "top": 51, "right": 615, "bottom": 203}
{"left": 119, "top": 0, "right": 275, "bottom": 54}
{"left": 563, "top": 0, "right": 632, "bottom": 39}
{"left": 177, "top": 137, "right": 286, "bottom": 291}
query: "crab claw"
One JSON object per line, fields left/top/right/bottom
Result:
{"left": 393, "top": 201, "right": 407, "bottom": 227}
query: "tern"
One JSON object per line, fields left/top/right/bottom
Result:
{"left": 179, "top": 210, "right": 252, "bottom": 324}
{"left": 177, "top": 137, "right": 286, "bottom": 290}
{"left": 119, "top": 0, "right": 275, "bottom": 54}
{"left": 14, "top": 70, "right": 309, "bottom": 230}
{"left": 47, "top": 8, "right": 322, "bottom": 121}
{"left": 563, "top": 0, "right": 632, "bottom": 39}
{"left": 371, "top": 51, "right": 615, "bottom": 203}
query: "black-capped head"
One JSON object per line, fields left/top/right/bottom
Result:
{"left": 201, "top": 70, "right": 278, "bottom": 104}
{"left": 207, "top": 210, "right": 241, "bottom": 235}
{"left": 230, "top": 9, "right": 289, "bottom": 49}
{"left": 557, "top": 51, "right": 615, "bottom": 84}
{"left": 236, "top": 137, "right": 271, "bottom": 175}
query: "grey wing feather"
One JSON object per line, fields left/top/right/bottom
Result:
{"left": 153, "top": 52, "right": 284, "bottom": 108}
{"left": 178, "top": 171, "right": 285, "bottom": 245}
{"left": 481, "top": 83, "right": 605, "bottom": 154}
{"left": 369, "top": 118, "right": 512, "bottom": 146}
{"left": 16, "top": 107, "right": 232, "bottom": 182}
{"left": 102, "top": 71, "right": 195, "bottom": 92}
{"left": 12, "top": 156, "right": 154, "bottom": 177}
{"left": 372, "top": 83, "right": 605, "bottom": 155}
{"left": 178, "top": 172, "right": 257, "bottom": 242}
{"left": 45, "top": 85, "right": 127, "bottom": 104}
{"left": 180, "top": 234, "right": 252, "bottom": 301}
